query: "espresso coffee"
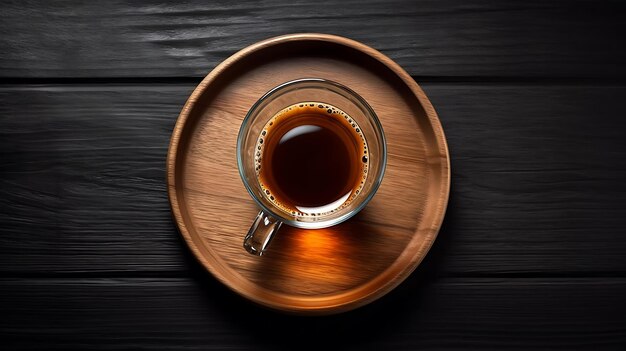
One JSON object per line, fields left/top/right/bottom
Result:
{"left": 255, "top": 102, "right": 369, "bottom": 216}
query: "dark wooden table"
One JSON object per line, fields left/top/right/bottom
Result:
{"left": 2, "top": 1, "right": 625, "bottom": 349}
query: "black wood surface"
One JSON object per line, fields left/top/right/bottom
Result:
{"left": 2, "top": 0, "right": 625, "bottom": 78}
{"left": 1, "top": 0, "right": 625, "bottom": 349}
{"left": 2, "top": 277, "right": 625, "bottom": 349}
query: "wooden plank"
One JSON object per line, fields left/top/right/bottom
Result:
{"left": 0, "top": 84, "right": 193, "bottom": 274}
{"left": 1, "top": 277, "right": 625, "bottom": 349}
{"left": 1, "top": 0, "right": 625, "bottom": 78}
{"left": 424, "top": 84, "right": 626, "bottom": 275}
{"left": 0, "top": 84, "right": 625, "bottom": 275}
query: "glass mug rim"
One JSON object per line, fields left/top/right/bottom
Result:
{"left": 237, "top": 78, "right": 387, "bottom": 255}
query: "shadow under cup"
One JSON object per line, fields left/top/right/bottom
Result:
{"left": 237, "top": 78, "right": 387, "bottom": 255}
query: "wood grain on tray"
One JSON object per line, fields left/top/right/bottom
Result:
{"left": 166, "top": 34, "right": 450, "bottom": 313}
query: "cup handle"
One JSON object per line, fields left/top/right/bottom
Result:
{"left": 244, "top": 211, "right": 282, "bottom": 256}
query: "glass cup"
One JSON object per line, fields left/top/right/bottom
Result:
{"left": 237, "top": 78, "right": 387, "bottom": 255}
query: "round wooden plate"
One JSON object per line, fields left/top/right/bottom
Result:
{"left": 167, "top": 33, "right": 450, "bottom": 315}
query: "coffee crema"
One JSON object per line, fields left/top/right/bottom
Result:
{"left": 255, "top": 102, "right": 369, "bottom": 217}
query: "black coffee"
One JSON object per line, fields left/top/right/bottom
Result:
{"left": 255, "top": 102, "right": 368, "bottom": 216}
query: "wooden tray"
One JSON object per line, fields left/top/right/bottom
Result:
{"left": 167, "top": 33, "right": 450, "bottom": 315}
